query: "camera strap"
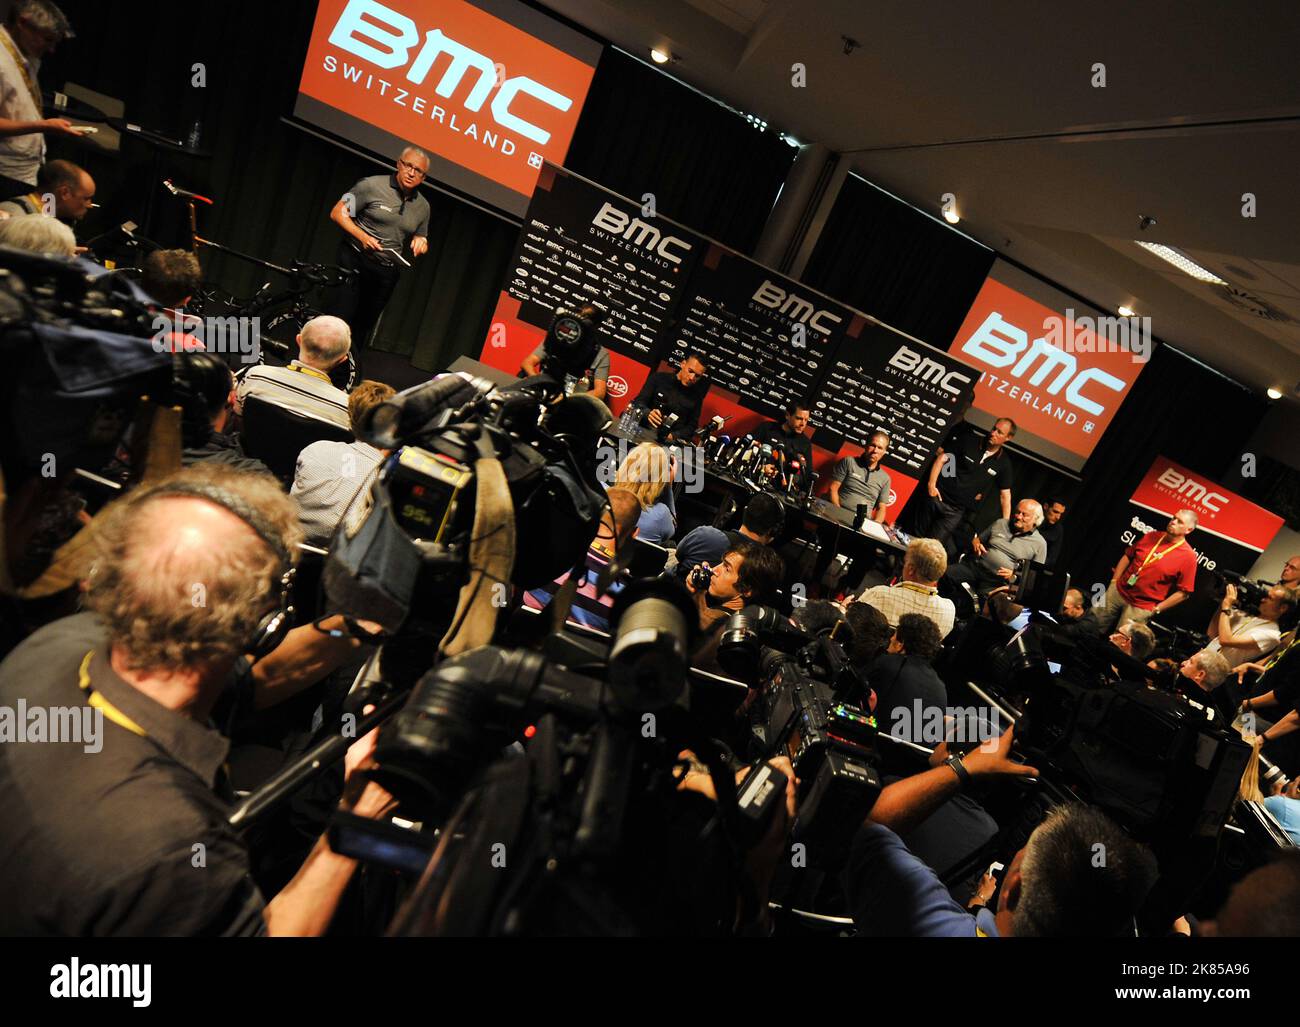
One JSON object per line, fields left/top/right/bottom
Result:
{"left": 439, "top": 427, "right": 516, "bottom": 658}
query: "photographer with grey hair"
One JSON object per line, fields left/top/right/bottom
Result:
{"left": 235, "top": 314, "right": 353, "bottom": 429}
{"left": 0, "top": 463, "right": 395, "bottom": 935}
{"left": 327, "top": 145, "right": 431, "bottom": 351}
{"left": 945, "top": 498, "right": 1047, "bottom": 598}
{"left": 0, "top": 0, "right": 83, "bottom": 197}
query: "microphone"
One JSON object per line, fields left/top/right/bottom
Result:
{"left": 162, "top": 179, "right": 214, "bottom": 205}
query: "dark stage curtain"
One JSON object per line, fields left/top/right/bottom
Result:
{"left": 564, "top": 48, "right": 797, "bottom": 255}
{"left": 802, "top": 174, "right": 994, "bottom": 348}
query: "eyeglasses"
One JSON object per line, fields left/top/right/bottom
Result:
{"left": 397, "top": 159, "right": 427, "bottom": 178}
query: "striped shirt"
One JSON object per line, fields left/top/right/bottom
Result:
{"left": 235, "top": 361, "right": 349, "bottom": 430}
{"left": 291, "top": 440, "right": 385, "bottom": 545}
{"left": 856, "top": 581, "right": 956, "bottom": 639}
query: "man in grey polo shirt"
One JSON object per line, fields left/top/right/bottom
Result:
{"left": 946, "top": 499, "right": 1047, "bottom": 596}
{"left": 829, "top": 431, "right": 892, "bottom": 523}
{"left": 328, "top": 145, "right": 431, "bottom": 350}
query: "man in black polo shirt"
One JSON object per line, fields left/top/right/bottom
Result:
{"left": 915, "top": 417, "right": 1016, "bottom": 558}
{"left": 630, "top": 351, "right": 709, "bottom": 441}
{"left": 753, "top": 399, "right": 815, "bottom": 490}
{"left": 328, "top": 145, "right": 432, "bottom": 350}
{"left": 1038, "top": 498, "right": 1067, "bottom": 568}
{"left": 0, "top": 464, "right": 395, "bottom": 936}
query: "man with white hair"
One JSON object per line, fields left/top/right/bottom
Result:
{"left": 235, "top": 315, "right": 352, "bottom": 429}
{"left": 0, "top": 209, "right": 73, "bottom": 254}
{"left": 327, "top": 145, "right": 431, "bottom": 350}
{"left": 946, "top": 499, "right": 1047, "bottom": 596}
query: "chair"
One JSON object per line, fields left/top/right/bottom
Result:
{"left": 629, "top": 536, "right": 671, "bottom": 577}
{"left": 241, "top": 396, "right": 353, "bottom": 484}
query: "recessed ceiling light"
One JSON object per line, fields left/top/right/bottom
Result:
{"left": 650, "top": 47, "right": 671, "bottom": 64}
{"left": 1268, "top": 387, "right": 1284, "bottom": 400}
{"left": 1134, "top": 241, "right": 1228, "bottom": 285}
{"left": 1117, "top": 305, "right": 1135, "bottom": 317}
{"left": 942, "top": 207, "right": 960, "bottom": 225}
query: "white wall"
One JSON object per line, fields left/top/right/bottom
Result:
{"left": 1249, "top": 524, "right": 1300, "bottom": 581}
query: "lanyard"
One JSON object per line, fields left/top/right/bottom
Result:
{"left": 0, "top": 30, "right": 41, "bottom": 113}
{"left": 1137, "top": 537, "right": 1183, "bottom": 572}
{"left": 288, "top": 361, "right": 332, "bottom": 383}
{"left": 78, "top": 651, "right": 147, "bottom": 737}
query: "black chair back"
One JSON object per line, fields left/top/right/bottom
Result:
{"left": 241, "top": 396, "right": 353, "bottom": 483}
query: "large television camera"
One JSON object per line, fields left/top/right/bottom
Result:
{"left": 717, "top": 605, "right": 882, "bottom": 855}
{"left": 322, "top": 308, "right": 612, "bottom": 639}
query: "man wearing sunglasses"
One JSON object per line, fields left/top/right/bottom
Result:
{"left": 328, "top": 145, "right": 432, "bottom": 352}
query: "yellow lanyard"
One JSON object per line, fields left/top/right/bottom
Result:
{"left": 0, "top": 30, "right": 41, "bottom": 113}
{"left": 288, "top": 362, "right": 332, "bottom": 383}
{"left": 78, "top": 650, "right": 147, "bottom": 737}
{"left": 1137, "top": 537, "right": 1183, "bottom": 572}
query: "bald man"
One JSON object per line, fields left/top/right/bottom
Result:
{"left": 328, "top": 145, "right": 431, "bottom": 351}
{"left": 0, "top": 464, "right": 394, "bottom": 935}
{"left": 235, "top": 314, "right": 353, "bottom": 429}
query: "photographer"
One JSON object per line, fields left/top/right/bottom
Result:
{"left": 685, "top": 540, "right": 785, "bottom": 634}
{"left": 1201, "top": 581, "right": 1295, "bottom": 670}
{"left": 1109, "top": 620, "right": 1156, "bottom": 661}
{"left": 671, "top": 492, "right": 785, "bottom": 578}
{"left": 0, "top": 465, "right": 395, "bottom": 935}
{"left": 846, "top": 730, "right": 1158, "bottom": 936}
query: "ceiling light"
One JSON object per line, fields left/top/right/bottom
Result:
{"left": 1134, "top": 241, "right": 1228, "bottom": 285}
{"left": 942, "top": 207, "right": 960, "bottom": 225}
{"left": 650, "top": 47, "right": 671, "bottom": 64}
{"left": 1268, "top": 387, "right": 1283, "bottom": 400}
{"left": 1117, "top": 305, "right": 1135, "bottom": 317}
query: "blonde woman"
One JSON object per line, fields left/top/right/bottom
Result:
{"left": 613, "top": 441, "right": 677, "bottom": 544}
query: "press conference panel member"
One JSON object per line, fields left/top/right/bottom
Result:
{"left": 829, "top": 431, "right": 892, "bottom": 523}
{"left": 631, "top": 351, "right": 709, "bottom": 439}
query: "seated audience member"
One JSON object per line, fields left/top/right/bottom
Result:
{"left": 685, "top": 540, "right": 784, "bottom": 633}
{"left": 235, "top": 315, "right": 352, "bottom": 430}
{"left": 1200, "top": 582, "right": 1295, "bottom": 670}
{"left": 856, "top": 538, "right": 956, "bottom": 639}
{"left": 1109, "top": 620, "right": 1155, "bottom": 662}
{"left": 1179, "top": 649, "right": 1235, "bottom": 724}
{"left": 1201, "top": 850, "right": 1300, "bottom": 936}
{"left": 672, "top": 492, "right": 785, "bottom": 578}
{"left": 143, "top": 248, "right": 205, "bottom": 351}
{"left": 845, "top": 602, "right": 893, "bottom": 672}
{"left": 175, "top": 351, "right": 269, "bottom": 475}
{"left": 847, "top": 753, "right": 1158, "bottom": 937}
{"left": 1058, "top": 588, "right": 1103, "bottom": 637}
{"left": 0, "top": 158, "right": 94, "bottom": 222}
{"left": 612, "top": 441, "right": 677, "bottom": 544}
{"left": 1038, "top": 498, "right": 1067, "bottom": 568}
{"left": 0, "top": 464, "right": 395, "bottom": 935}
{"left": 1262, "top": 777, "right": 1300, "bottom": 847}
{"left": 0, "top": 211, "right": 74, "bottom": 255}
{"left": 868, "top": 613, "right": 947, "bottom": 737}
{"left": 946, "top": 499, "right": 1047, "bottom": 597}
{"left": 524, "top": 487, "right": 640, "bottom": 632}
{"left": 292, "top": 380, "right": 395, "bottom": 545}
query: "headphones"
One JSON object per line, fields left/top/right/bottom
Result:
{"left": 141, "top": 480, "right": 296, "bottom": 661}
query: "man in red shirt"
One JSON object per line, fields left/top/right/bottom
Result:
{"left": 1097, "top": 509, "right": 1199, "bottom": 632}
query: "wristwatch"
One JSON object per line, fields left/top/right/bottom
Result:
{"left": 946, "top": 754, "right": 972, "bottom": 789}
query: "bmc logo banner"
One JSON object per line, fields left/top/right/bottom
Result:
{"left": 949, "top": 277, "right": 1148, "bottom": 465}
{"left": 1131, "top": 455, "right": 1283, "bottom": 552}
{"left": 300, "top": 0, "right": 597, "bottom": 201}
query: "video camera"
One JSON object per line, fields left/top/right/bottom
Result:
{"left": 717, "top": 605, "right": 881, "bottom": 854}
{"left": 322, "top": 309, "right": 613, "bottom": 638}
{"left": 1213, "top": 569, "right": 1271, "bottom": 616}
